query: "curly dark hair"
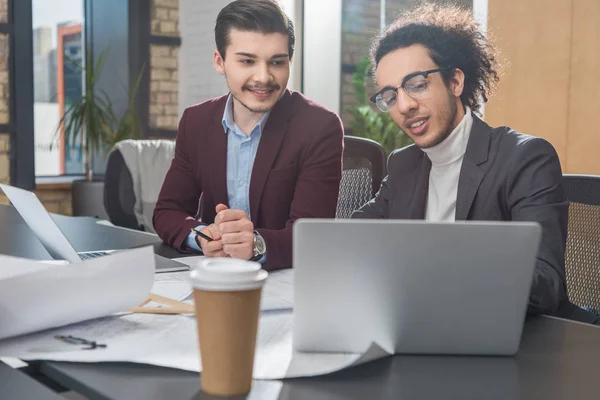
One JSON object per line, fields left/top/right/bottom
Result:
{"left": 370, "top": 3, "right": 501, "bottom": 112}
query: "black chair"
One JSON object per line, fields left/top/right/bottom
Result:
{"left": 336, "top": 136, "right": 387, "bottom": 219}
{"left": 105, "top": 136, "right": 387, "bottom": 227}
{"left": 562, "top": 174, "right": 600, "bottom": 314}
{"left": 103, "top": 148, "right": 140, "bottom": 230}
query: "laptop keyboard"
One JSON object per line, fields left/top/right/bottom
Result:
{"left": 79, "top": 251, "right": 108, "bottom": 260}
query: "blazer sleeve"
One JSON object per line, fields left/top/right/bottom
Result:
{"left": 506, "top": 137, "right": 569, "bottom": 315}
{"left": 256, "top": 114, "right": 344, "bottom": 270}
{"left": 153, "top": 108, "right": 204, "bottom": 251}
{"left": 351, "top": 174, "right": 391, "bottom": 219}
{"left": 351, "top": 150, "right": 396, "bottom": 219}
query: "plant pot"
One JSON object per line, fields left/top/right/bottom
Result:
{"left": 72, "top": 178, "right": 110, "bottom": 220}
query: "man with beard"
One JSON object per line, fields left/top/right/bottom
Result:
{"left": 352, "top": 3, "right": 573, "bottom": 317}
{"left": 153, "top": 0, "right": 343, "bottom": 271}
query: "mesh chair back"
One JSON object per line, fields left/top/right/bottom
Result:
{"left": 563, "top": 174, "right": 600, "bottom": 310}
{"left": 336, "top": 136, "right": 387, "bottom": 219}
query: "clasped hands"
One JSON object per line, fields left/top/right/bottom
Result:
{"left": 195, "top": 204, "right": 254, "bottom": 260}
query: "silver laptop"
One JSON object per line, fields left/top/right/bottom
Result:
{"left": 0, "top": 183, "right": 189, "bottom": 273}
{"left": 292, "top": 219, "right": 541, "bottom": 356}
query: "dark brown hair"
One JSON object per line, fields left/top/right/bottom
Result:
{"left": 215, "top": 0, "right": 295, "bottom": 59}
{"left": 370, "top": 3, "right": 501, "bottom": 112}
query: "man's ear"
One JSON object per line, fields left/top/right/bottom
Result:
{"left": 213, "top": 49, "right": 225, "bottom": 75}
{"left": 450, "top": 68, "right": 465, "bottom": 98}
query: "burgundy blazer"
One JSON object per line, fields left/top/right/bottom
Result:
{"left": 153, "top": 90, "right": 344, "bottom": 270}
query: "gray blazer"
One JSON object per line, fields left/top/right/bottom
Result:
{"left": 352, "top": 114, "right": 568, "bottom": 315}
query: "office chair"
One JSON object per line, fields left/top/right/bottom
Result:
{"left": 104, "top": 148, "right": 139, "bottom": 230}
{"left": 563, "top": 174, "right": 600, "bottom": 313}
{"left": 336, "top": 135, "right": 387, "bottom": 219}
{"left": 104, "top": 140, "right": 177, "bottom": 232}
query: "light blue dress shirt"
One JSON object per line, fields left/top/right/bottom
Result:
{"left": 185, "top": 95, "right": 270, "bottom": 262}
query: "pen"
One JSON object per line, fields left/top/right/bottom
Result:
{"left": 191, "top": 227, "right": 214, "bottom": 242}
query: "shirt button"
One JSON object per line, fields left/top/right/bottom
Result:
{"left": 239, "top": 180, "right": 244, "bottom": 186}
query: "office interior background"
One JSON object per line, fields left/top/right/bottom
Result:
{"left": 0, "top": 0, "right": 598, "bottom": 217}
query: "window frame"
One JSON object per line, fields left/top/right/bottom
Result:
{"left": 2, "top": 0, "right": 35, "bottom": 189}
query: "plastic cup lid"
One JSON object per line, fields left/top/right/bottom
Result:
{"left": 189, "top": 258, "right": 268, "bottom": 291}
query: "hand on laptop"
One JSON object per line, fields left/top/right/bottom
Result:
{"left": 197, "top": 224, "right": 228, "bottom": 258}
{"left": 214, "top": 204, "right": 254, "bottom": 260}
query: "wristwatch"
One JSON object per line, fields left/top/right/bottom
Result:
{"left": 250, "top": 231, "right": 267, "bottom": 261}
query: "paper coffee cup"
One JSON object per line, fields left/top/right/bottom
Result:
{"left": 190, "top": 258, "right": 268, "bottom": 396}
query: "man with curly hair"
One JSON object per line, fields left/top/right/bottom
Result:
{"left": 353, "top": 3, "right": 575, "bottom": 318}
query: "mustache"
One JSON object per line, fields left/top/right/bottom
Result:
{"left": 242, "top": 83, "right": 280, "bottom": 91}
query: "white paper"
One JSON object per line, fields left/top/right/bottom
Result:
{"left": 0, "top": 246, "right": 155, "bottom": 340}
{"left": 261, "top": 269, "right": 294, "bottom": 312}
{"left": 0, "top": 260, "right": 388, "bottom": 379}
{"left": 144, "top": 264, "right": 294, "bottom": 312}
{"left": 0, "top": 313, "right": 200, "bottom": 369}
{"left": 151, "top": 271, "right": 194, "bottom": 302}
{"left": 172, "top": 255, "right": 205, "bottom": 269}
{"left": 0, "top": 309, "right": 390, "bottom": 379}
{"left": 253, "top": 312, "right": 390, "bottom": 379}
{"left": 0, "top": 255, "right": 55, "bottom": 279}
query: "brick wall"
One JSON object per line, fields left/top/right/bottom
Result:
{"left": 35, "top": 185, "right": 72, "bottom": 215}
{"left": 150, "top": 44, "right": 180, "bottom": 130}
{"left": 0, "top": 134, "right": 8, "bottom": 185}
{"left": 149, "top": 0, "right": 181, "bottom": 132}
{"left": 0, "top": 32, "right": 9, "bottom": 125}
{"left": 0, "top": 0, "right": 6, "bottom": 23}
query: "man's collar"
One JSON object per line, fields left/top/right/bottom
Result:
{"left": 221, "top": 94, "right": 271, "bottom": 135}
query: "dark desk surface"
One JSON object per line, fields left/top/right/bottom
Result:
{"left": 2, "top": 204, "right": 600, "bottom": 400}
{"left": 38, "top": 316, "right": 600, "bottom": 400}
{"left": 0, "top": 362, "right": 64, "bottom": 400}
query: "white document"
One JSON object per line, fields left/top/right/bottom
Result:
{"left": 145, "top": 264, "right": 294, "bottom": 312}
{"left": 0, "top": 313, "right": 200, "bottom": 369}
{"left": 0, "top": 259, "right": 387, "bottom": 379}
{"left": 0, "top": 246, "right": 155, "bottom": 340}
{"left": 260, "top": 269, "right": 294, "bottom": 311}
{"left": 0, "top": 310, "right": 390, "bottom": 379}
{"left": 252, "top": 312, "right": 391, "bottom": 379}
{"left": 152, "top": 271, "right": 194, "bottom": 302}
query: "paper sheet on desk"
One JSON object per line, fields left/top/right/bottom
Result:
{"left": 0, "top": 247, "right": 155, "bottom": 340}
{"left": 252, "top": 312, "right": 391, "bottom": 379}
{"left": 0, "top": 310, "right": 391, "bottom": 379}
{"left": 148, "top": 262, "right": 294, "bottom": 312}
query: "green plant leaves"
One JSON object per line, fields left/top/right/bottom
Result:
{"left": 346, "top": 57, "right": 413, "bottom": 155}
{"left": 54, "top": 49, "right": 143, "bottom": 179}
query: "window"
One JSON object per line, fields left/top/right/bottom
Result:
{"left": 32, "top": 0, "right": 85, "bottom": 176}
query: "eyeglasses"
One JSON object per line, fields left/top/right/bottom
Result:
{"left": 369, "top": 67, "right": 454, "bottom": 112}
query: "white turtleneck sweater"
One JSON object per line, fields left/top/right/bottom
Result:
{"left": 422, "top": 106, "right": 473, "bottom": 222}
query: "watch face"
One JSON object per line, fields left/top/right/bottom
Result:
{"left": 255, "top": 234, "right": 267, "bottom": 254}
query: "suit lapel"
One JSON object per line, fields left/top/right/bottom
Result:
{"left": 249, "top": 90, "right": 292, "bottom": 221}
{"left": 455, "top": 115, "right": 491, "bottom": 221}
{"left": 407, "top": 154, "right": 431, "bottom": 219}
{"left": 208, "top": 97, "right": 229, "bottom": 207}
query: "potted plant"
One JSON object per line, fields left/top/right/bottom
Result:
{"left": 55, "top": 49, "right": 143, "bottom": 217}
{"left": 346, "top": 57, "right": 412, "bottom": 155}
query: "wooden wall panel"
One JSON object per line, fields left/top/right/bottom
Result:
{"left": 565, "top": 0, "right": 600, "bottom": 174}
{"left": 485, "top": 0, "right": 572, "bottom": 170}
